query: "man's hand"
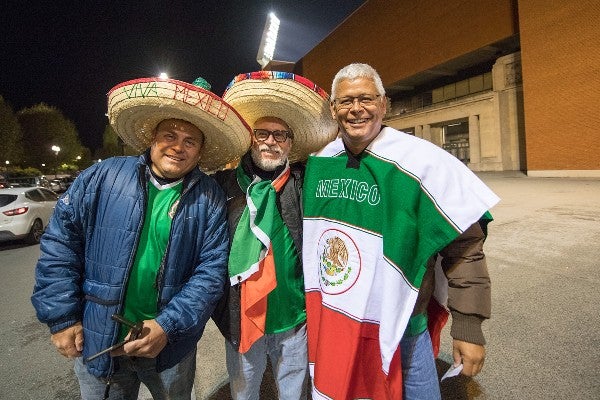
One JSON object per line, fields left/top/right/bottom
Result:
{"left": 51, "top": 322, "right": 84, "bottom": 358}
{"left": 452, "top": 339, "right": 485, "bottom": 377}
{"left": 111, "top": 319, "right": 168, "bottom": 358}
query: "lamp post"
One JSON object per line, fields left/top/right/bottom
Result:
{"left": 51, "top": 145, "right": 61, "bottom": 178}
{"left": 75, "top": 155, "right": 82, "bottom": 173}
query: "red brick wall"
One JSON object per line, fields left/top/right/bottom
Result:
{"left": 299, "top": 0, "right": 517, "bottom": 90}
{"left": 519, "top": 0, "right": 600, "bottom": 170}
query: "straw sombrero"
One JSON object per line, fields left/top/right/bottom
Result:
{"left": 107, "top": 77, "right": 251, "bottom": 171}
{"left": 222, "top": 71, "right": 338, "bottom": 162}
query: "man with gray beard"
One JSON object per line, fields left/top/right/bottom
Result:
{"left": 212, "top": 72, "right": 337, "bottom": 400}
{"left": 212, "top": 115, "right": 306, "bottom": 400}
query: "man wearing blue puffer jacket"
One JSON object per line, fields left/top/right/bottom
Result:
{"left": 31, "top": 76, "right": 252, "bottom": 399}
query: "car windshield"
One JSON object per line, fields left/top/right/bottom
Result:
{"left": 25, "top": 189, "right": 46, "bottom": 202}
{"left": 0, "top": 194, "right": 18, "bottom": 207}
{"left": 39, "top": 189, "right": 59, "bottom": 201}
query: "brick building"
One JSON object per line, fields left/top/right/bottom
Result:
{"left": 291, "top": 0, "right": 599, "bottom": 177}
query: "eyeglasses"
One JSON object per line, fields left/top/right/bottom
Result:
{"left": 333, "top": 94, "right": 381, "bottom": 109}
{"left": 253, "top": 129, "right": 293, "bottom": 143}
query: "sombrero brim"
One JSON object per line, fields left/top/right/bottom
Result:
{"left": 223, "top": 72, "right": 338, "bottom": 162}
{"left": 107, "top": 78, "right": 251, "bottom": 171}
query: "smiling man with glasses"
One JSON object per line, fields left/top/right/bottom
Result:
{"left": 250, "top": 121, "right": 294, "bottom": 171}
{"left": 302, "top": 63, "right": 499, "bottom": 399}
{"left": 212, "top": 71, "right": 337, "bottom": 400}
{"left": 330, "top": 75, "right": 387, "bottom": 157}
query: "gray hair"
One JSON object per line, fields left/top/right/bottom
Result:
{"left": 331, "top": 63, "right": 386, "bottom": 98}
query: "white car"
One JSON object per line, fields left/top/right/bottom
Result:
{"left": 0, "top": 187, "right": 59, "bottom": 244}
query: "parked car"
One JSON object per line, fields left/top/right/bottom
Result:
{"left": 49, "top": 179, "right": 67, "bottom": 193}
{"left": 7, "top": 176, "right": 51, "bottom": 189}
{"left": 59, "top": 176, "right": 75, "bottom": 189}
{"left": 0, "top": 187, "right": 58, "bottom": 244}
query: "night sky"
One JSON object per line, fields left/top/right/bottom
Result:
{"left": 1, "top": 1, "right": 364, "bottom": 152}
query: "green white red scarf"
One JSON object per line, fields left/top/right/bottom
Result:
{"left": 228, "top": 161, "right": 290, "bottom": 352}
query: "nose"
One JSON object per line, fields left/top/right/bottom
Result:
{"left": 171, "top": 139, "right": 185, "bottom": 152}
{"left": 349, "top": 97, "right": 363, "bottom": 112}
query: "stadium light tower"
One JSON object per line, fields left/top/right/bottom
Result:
{"left": 256, "top": 12, "right": 280, "bottom": 69}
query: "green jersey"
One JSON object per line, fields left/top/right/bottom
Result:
{"left": 119, "top": 178, "right": 182, "bottom": 340}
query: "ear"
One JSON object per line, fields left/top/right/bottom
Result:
{"left": 329, "top": 102, "right": 337, "bottom": 119}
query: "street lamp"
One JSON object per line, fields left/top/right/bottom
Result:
{"left": 51, "top": 145, "right": 61, "bottom": 178}
{"left": 74, "top": 155, "right": 82, "bottom": 173}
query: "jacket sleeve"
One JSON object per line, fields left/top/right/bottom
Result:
{"left": 155, "top": 181, "right": 229, "bottom": 342}
{"left": 31, "top": 173, "right": 88, "bottom": 334}
{"left": 439, "top": 222, "right": 491, "bottom": 345}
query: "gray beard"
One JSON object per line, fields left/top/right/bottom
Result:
{"left": 251, "top": 147, "right": 286, "bottom": 171}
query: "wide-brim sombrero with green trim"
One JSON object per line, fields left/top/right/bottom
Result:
{"left": 222, "top": 71, "right": 338, "bottom": 162}
{"left": 107, "top": 77, "right": 251, "bottom": 171}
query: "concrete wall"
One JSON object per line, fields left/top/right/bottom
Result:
{"left": 518, "top": 0, "right": 600, "bottom": 176}
{"left": 388, "top": 93, "right": 496, "bottom": 171}
{"left": 385, "top": 53, "right": 523, "bottom": 172}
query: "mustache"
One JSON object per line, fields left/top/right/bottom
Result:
{"left": 258, "top": 144, "right": 282, "bottom": 154}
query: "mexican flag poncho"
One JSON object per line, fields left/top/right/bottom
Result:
{"left": 302, "top": 127, "right": 499, "bottom": 399}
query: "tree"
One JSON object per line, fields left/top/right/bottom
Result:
{"left": 0, "top": 96, "right": 24, "bottom": 166}
{"left": 95, "top": 124, "right": 138, "bottom": 160}
{"left": 75, "top": 147, "right": 94, "bottom": 170}
{"left": 17, "top": 103, "right": 88, "bottom": 172}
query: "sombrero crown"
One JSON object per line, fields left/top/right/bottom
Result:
{"left": 107, "top": 76, "right": 251, "bottom": 171}
{"left": 222, "top": 71, "right": 338, "bottom": 162}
